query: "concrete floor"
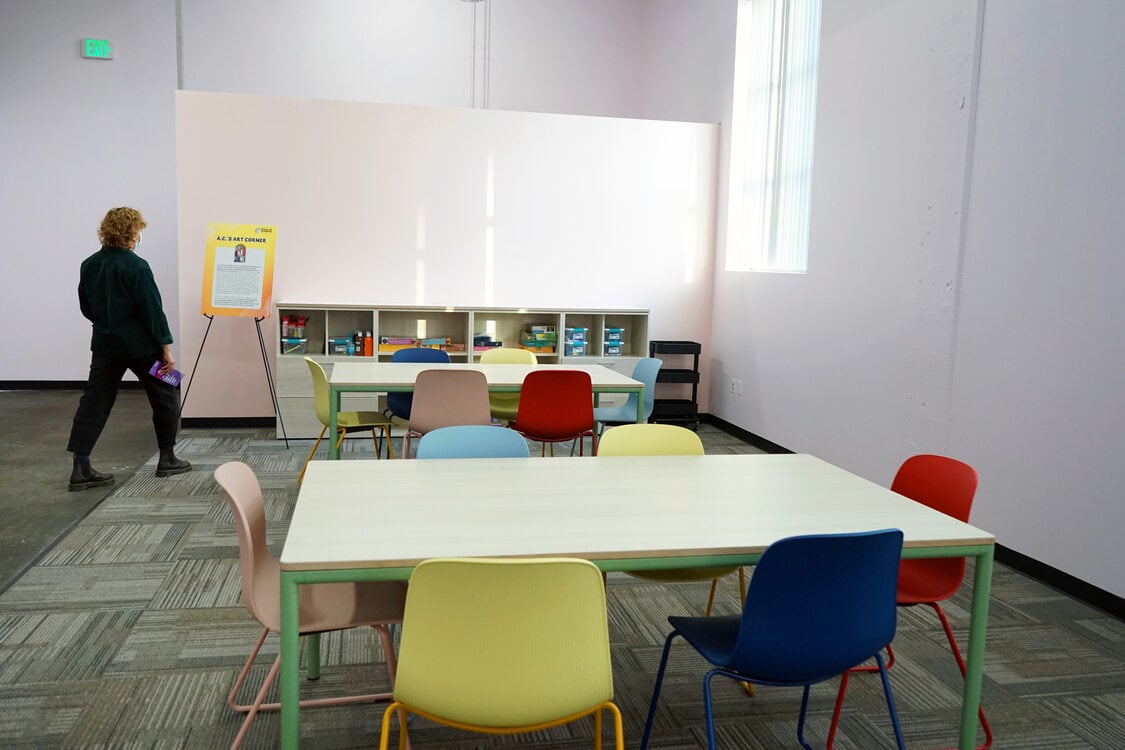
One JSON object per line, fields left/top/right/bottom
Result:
{"left": 0, "top": 389, "right": 159, "bottom": 591}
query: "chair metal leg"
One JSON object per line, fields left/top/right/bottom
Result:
{"left": 640, "top": 632, "right": 679, "bottom": 750}
{"left": 228, "top": 625, "right": 398, "bottom": 748}
{"left": 828, "top": 603, "right": 992, "bottom": 750}
{"left": 932, "top": 601, "right": 993, "bottom": 750}
{"left": 875, "top": 651, "right": 908, "bottom": 750}
{"left": 297, "top": 427, "right": 328, "bottom": 484}
{"left": 702, "top": 670, "right": 722, "bottom": 750}
{"left": 795, "top": 684, "right": 815, "bottom": 750}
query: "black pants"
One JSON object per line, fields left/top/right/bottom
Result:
{"left": 67, "top": 351, "right": 181, "bottom": 455}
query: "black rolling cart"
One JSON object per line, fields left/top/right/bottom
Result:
{"left": 649, "top": 340, "right": 701, "bottom": 430}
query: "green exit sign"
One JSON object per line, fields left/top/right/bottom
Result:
{"left": 81, "top": 39, "right": 113, "bottom": 60}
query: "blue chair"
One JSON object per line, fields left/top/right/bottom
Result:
{"left": 385, "top": 347, "right": 450, "bottom": 422}
{"left": 592, "top": 357, "right": 661, "bottom": 434}
{"left": 640, "top": 529, "right": 907, "bottom": 750}
{"left": 416, "top": 425, "right": 531, "bottom": 459}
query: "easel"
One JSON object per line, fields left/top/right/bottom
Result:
{"left": 179, "top": 314, "right": 289, "bottom": 448}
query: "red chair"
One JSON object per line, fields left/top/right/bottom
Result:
{"left": 508, "top": 370, "right": 597, "bottom": 456}
{"left": 827, "top": 454, "right": 992, "bottom": 750}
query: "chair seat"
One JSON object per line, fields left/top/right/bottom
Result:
{"left": 667, "top": 614, "right": 741, "bottom": 665}
{"left": 895, "top": 557, "right": 965, "bottom": 604}
{"left": 592, "top": 403, "right": 637, "bottom": 425}
{"left": 488, "top": 402, "right": 520, "bottom": 422}
{"left": 628, "top": 566, "right": 740, "bottom": 583}
{"left": 338, "top": 410, "right": 393, "bottom": 430}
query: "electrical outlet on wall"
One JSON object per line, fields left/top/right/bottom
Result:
{"left": 729, "top": 378, "right": 737, "bottom": 394}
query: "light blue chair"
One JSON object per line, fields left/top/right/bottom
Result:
{"left": 592, "top": 357, "right": 661, "bottom": 434}
{"left": 640, "top": 529, "right": 908, "bottom": 750}
{"left": 385, "top": 347, "right": 450, "bottom": 422}
{"left": 415, "top": 425, "right": 531, "bottom": 459}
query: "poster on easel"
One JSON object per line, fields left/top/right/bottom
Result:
{"left": 200, "top": 223, "right": 277, "bottom": 317}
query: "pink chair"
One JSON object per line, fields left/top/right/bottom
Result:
{"left": 214, "top": 461, "right": 407, "bottom": 749}
{"left": 401, "top": 369, "right": 492, "bottom": 459}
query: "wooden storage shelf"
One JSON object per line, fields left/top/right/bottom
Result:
{"left": 274, "top": 302, "right": 649, "bottom": 438}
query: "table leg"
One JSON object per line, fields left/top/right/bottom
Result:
{"left": 280, "top": 572, "right": 301, "bottom": 749}
{"left": 636, "top": 387, "right": 644, "bottom": 423}
{"left": 960, "top": 546, "right": 994, "bottom": 749}
{"left": 328, "top": 386, "right": 341, "bottom": 459}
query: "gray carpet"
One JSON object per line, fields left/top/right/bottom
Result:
{"left": 0, "top": 424, "right": 1122, "bottom": 748}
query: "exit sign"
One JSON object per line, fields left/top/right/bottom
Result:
{"left": 81, "top": 39, "right": 113, "bottom": 60}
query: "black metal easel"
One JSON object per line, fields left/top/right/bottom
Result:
{"left": 179, "top": 314, "right": 289, "bottom": 448}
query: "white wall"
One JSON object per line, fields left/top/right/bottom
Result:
{"left": 0, "top": 0, "right": 179, "bottom": 381}
{"left": 708, "top": 0, "right": 1124, "bottom": 597}
{"left": 948, "top": 2, "right": 1125, "bottom": 595}
{"left": 175, "top": 93, "right": 717, "bottom": 417}
{"left": 2, "top": 0, "right": 725, "bottom": 385}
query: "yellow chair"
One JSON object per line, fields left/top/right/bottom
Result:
{"left": 479, "top": 347, "right": 537, "bottom": 422}
{"left": 378, "top": 557, "right": 624, "bottom": 750}
{"left": 299, "top": 357, "right": 394, "bottom": 483}
{"left": 598, "top": 424, "right": 746, "bottom": 615}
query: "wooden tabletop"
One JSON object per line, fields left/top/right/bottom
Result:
{"left": 329, "top": 361, "right": 643, "bottom": 389}
{"left": 281, "top": 453, "right": 994, "bottom": 572}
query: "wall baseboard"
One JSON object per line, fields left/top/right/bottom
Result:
{"left": 180, "top": 417, "right": 276, "bottom": 429}
{"left": 995, "top": 544, "right": 1123, "bottom": 620}
{"left": 700, "top": 414, "right": 1122, "bottom": 621}
{"left": 700, "top": 414, "right": 794, "bottom": 454}
{"left": 0, "top": 380, "right": 143, "bottom": 390}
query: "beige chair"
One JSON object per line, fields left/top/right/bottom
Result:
{"left": 479, "top": 347, "right": 537, "bottom": 422}
{"left": 301, "top": 357, "right": 394, "bottom": 484}
{"left": 402, "top": 368, "right": 492, "bottom": 458}
{"left": 214, "top": 461, "right": 406, "bottom": 749}
{"left": 598, "top": 424, "right": 747, "bottom": 615}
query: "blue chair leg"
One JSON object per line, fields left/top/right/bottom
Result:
{"left": 703, "top": 670, "right": 722, "bottom": 750}
{"left": 875, "top": 651, "right": 907, "bottom": 749}
{"left": 795, "top": 684, "right": 815, "bottom": 750}
{"left": 640, "top": 632, "right": 679, "bottom": 750}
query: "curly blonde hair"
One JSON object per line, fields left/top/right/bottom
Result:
{"left": 98, "top": 207, "right": 147, "bottom": 247}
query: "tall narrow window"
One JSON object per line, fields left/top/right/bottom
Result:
{"left": 726, "top": 0, "right": 822, "bottom": 273}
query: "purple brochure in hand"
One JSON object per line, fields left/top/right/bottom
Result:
{"left": 149, "top": 361, "right": 183, "bottom": 387}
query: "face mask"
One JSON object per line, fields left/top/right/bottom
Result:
{"left": 135, "top": 233, "right": 142, "bottom": 249}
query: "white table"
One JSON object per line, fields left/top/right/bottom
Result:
{"left": 326, "top": 361, "right": 645, "bottom": 458}
{"left": 278, "top": 453, "right": 995, "bottom": 749}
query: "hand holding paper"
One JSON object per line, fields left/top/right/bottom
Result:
{"left": 150, "top": 361, "right": 183, "bottom": 387}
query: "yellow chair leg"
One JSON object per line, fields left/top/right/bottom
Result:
{"left": 297, "top": 426, "right": 328, "bottom": 485}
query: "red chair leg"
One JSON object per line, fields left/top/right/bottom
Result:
{"left": 931, "top": 602, "right": 993, "bottom": 750}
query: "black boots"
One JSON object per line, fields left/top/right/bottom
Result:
{"left": 156, "top": 449, "right": 192, "bottom": 477}
{"left": 68, "top": 457, "right": 114, "bottom": 492}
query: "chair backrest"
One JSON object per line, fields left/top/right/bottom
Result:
{"left": 629, "top": 357, "right": 662, "bottom": 420}
{"left": 479, "top": 347, "right": 538, "bottom": 365}
{"left": 408, "top": 368, "right": 492, "bottom": 435}
{"left": 513, "top": 369, "right": 594, "bottom": 439}
{"left": 728, "top": 529, "right": 904, "bottom": 684}
{"left": 416, "top": 425, "right": 531, "bottom": 459}
{"left": 891, "top": 454, "right": 977, "bottom": 522}
{"left": 387, "top": 348, "right": 452, "bottom": 419}
{"left": 597, "top": 423, "right": 703, "bottom": 456}
{"left": 214, "top": 461, "right": 280, "bottom": 629}
{"left": 305, "top": 357, "right": 332, "bottom": 428}
{"left": 394, "top": 557, "right": 613, "bottom": 727}
{"left": 892, "top": 454, "right": 979, "bottom": 599}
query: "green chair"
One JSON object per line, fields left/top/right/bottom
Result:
{"left": 378, "top": 557, "right": 624, "bottom": 749}
{"left": 300, "top": 358, "right": 394, "bottom": 483}
{"left": 479, "top": 347, "right": 537, "bottom": 422}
